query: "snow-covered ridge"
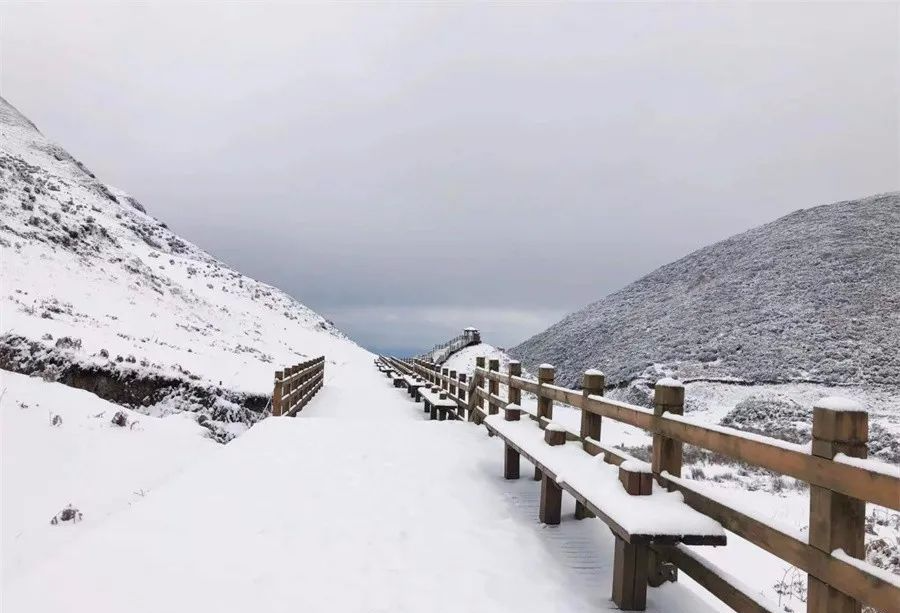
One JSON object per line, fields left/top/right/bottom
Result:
{"left": 0, "top": 96, "right": 370, "bottom": 437}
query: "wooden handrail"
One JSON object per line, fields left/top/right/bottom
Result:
{"left": 409, "top": 356, "right": 899, "bottom": 613}
{"left": 474, "top": 366, "right": 900, "bottom": 510}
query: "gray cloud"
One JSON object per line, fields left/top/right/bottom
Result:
{"left": 2, "top": 2, "right": 897, "bottom": 352}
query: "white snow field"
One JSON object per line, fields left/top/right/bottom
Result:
{"left": 0, "top": 370, "right": 219, "bottom": 583}
{"left": 2, "top": 365, "right": 723, "bottom": 613}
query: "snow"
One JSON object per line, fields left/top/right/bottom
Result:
{"left": 815, "top": 396, "right": 865, "bottom": 412}
{"left": 1, "top": 369, "right": 218, "bottom": 582}
{"left": 672, "top": 545, "right": 781, "bottom": 612}
{"left": 657, "top": 377, "right": 684, "bottom": 388}
{"left": 441, "top": 342, "right": 515, "bottom": 377}
{"left": 546, "top": 422, "right": 567, "bottom": 433}
{"left": 585, "top": 368, "right": 604, "bottom": 376}
{"left": 662, "top": 474, "right": 808, "bottom": 543}
{"left": 620, "top": 459, "right": 652, "bottom": 473}
{"left": 834, "top": 452, "right": 900, "bottom": 478}
{"left": 3, "top": 366, "right": 721, "bottom": 613}
{"left": 833, "top": 549, "right": 900, "bottom": 587}
{"left": 485, "top": 415, "right": 724, "bottom": 538}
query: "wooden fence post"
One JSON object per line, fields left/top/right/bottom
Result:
{"left": 474, "top": 356, "right": 486, "bottom": 423}
{"left": 534, "top": 364, "right": 555, "bottom": 480}
{"left": 449, "top": 370, "right": 457, "bottom": 397}
{"left": 457, "top": 373, "right": 467, "bottom": 420}
{"left": 537, "top": 364, "right": 555, "bottom": 422}
{"left": 488, "top": 358, "right": 500, "bottom": 415}
{"left": 539, "top": 426, "right": 566, "bottom": 524}
{"left": 272, "top": 370, "right": 283, "bottom": 417}
{"left": 504, "top": 404, "right": 521, "bottom": 479}
{"left": 612, "top": 463, "right": 653, "bottom": 610}
{"left": 575, "top": 369, "right": 605, "bottom": 519}
{"left": 651, "top": 379, "right": 685, "bottom": 479}
{"left": 508, "top": 361, "right": 522, "bottom": 406}
{"left": 807, "top": 399, "right": 867, "bottom": 613}
{"left": 442, "top": 367, "right": 449, "bottom": 391}
{"left": 284, "top": 365, "right": 296, "bottom": 415}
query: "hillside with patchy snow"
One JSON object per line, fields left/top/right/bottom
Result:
{"left": 513, "top": 192, "right": 899, "bottom": 391}
{"left": 0, "top": 96, "right": 370, "bottom": 438}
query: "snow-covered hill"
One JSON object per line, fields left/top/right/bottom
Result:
{"left": 513, "top": 192, "right": 899, "bottom": 390}
{"left": 510, "top": 194, "right": 900, "bottom": 444}
{"left": 0, "top": 96, "right": 370, "bottom": 438}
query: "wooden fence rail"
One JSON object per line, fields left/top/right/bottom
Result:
{"left": 397, "top": 355, "right": 900, "bottom": 613}
{"left": 271, "top": 356, "right": 325, "bottom": 417}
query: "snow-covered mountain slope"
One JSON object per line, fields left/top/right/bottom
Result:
{"left": 512, "top": 193, "right": 899, "bottom": 387}
{"left": 0, "top": 96, "right": 371, "bottom": 437}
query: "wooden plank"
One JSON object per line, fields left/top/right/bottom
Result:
{"left": 658, "top": 474, "right": 900, "bottom": 612}
{"left": 653, "top": 545, "right": 777, "bottom": 613}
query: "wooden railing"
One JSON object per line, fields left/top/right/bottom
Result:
{"left": 399, "top": 356, "right": 900, "bottom": 613}
{"left": 271, "top": 356, "right": 324, "bottom": 417}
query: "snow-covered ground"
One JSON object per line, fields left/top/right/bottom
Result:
{"left": 2, "top": 366, "right": 722, "bottom": 613}
{"left": 1, "top": 370, "right": 219, "bottom": 583}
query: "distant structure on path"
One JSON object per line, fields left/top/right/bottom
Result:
{"left": 417, "top": 327, "right": 481, "bottom": 364}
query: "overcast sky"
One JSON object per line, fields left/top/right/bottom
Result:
{"left": 2, "top": 2, "right": 897, "bottom": 355}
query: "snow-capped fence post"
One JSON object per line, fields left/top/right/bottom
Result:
{"left": 457, "top": 373, "right": 467, "bottom": 419}
{"left": 651, "top": 379, "right": 684, "bottom": 480}
{"left": 488, "top": 358, "right": 500, "bottom": 415}
{"left": 534, "top": 364, "right": 555, "bottom": 480}
{"left": 807, "top": 399, "right": 868, "bottom": 613}
{"left": 449, "top": 370, "right": 457, "bottom": 397}
{"left": 503, "top": 404, "right": 521, "bottom": 479}
{"left": 507, "top": 361, "right": 522, "bottom": 406}
{"left": 441, "top": 367, "right": 449, "bottom": 391}
{"left": 538, "top": 425, "right": 566, "bottom": 525}
{"left": 474, "top": 356, "right": 486, "bottom": 423}
{"left": 536, "top": 364, "right": 555, "bottom": 423}
{"left": 612, "top": 462, "right": 653, "bottom": 610}
{"left": 576, "top": 369, "right": 605, "bottom": 519}
{"left": 438, "top": 391, "right": 449, "bottom": 421}
{"left": 272, "top": 370, "right": 284, "bottom": 417}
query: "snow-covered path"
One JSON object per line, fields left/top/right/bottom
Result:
{"left": 4, "top": 368, "right": 718, "bottom": 613}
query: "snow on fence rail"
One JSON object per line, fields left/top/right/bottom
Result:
{"left": 393, "top": 355, "right": 900, "bottom": 613}
{"left": 271, "top": 356, "right": 324, "bottom": 417}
